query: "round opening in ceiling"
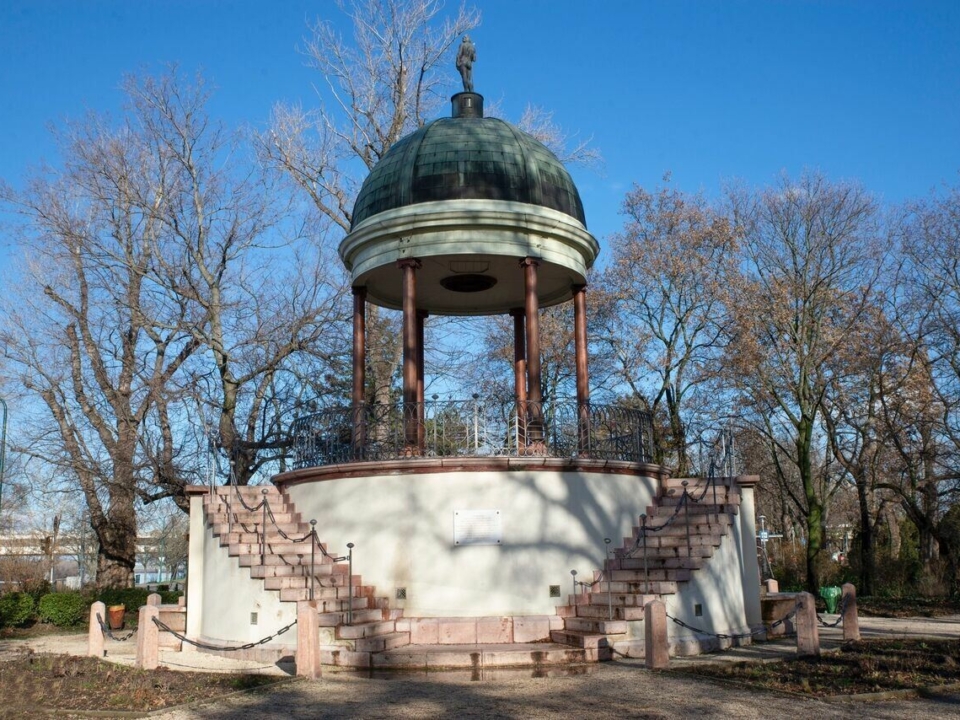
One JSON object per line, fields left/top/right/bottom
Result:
{"left": 440, "top": 274, "right": 498, "bottom": 293}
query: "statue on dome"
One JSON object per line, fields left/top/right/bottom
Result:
{"left": 456, "top": 35, "right": 476, "bottom": 93}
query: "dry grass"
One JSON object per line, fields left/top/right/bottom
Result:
{"left": 677, "top": 638, "right": 960, "bottom": 697}
{"left": 0, "top": 651, "right": 283, "bottom": 717}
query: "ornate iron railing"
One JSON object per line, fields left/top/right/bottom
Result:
{"left": 289, "top": 399, "right": 654, "bottom": 469}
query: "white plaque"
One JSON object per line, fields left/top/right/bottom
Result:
{"left": 453, "top": 509, "right": 502, "bottom": 546}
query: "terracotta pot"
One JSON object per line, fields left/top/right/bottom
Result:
{"left": 107, "top": 604, "right": 125, "bottom": 630}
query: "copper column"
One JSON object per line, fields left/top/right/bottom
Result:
{"left": 572, "top": 284, "right": 591, "bottom": 454}
{"left": 398, "top": 259, "right": 422, "bottom": 452}
{"left": 351, "top": 286, "right": 367, "bottom": 451}
{"left": 520, "top": 258, "right": 543, "bottom": 443}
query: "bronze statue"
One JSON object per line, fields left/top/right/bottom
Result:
{"left": 456, "top": 35, "right": 476, "bottom": 93}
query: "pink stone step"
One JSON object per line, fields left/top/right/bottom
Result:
{"left": 337, "top": 619, "right": 397, "bottom": 640}
{"left": 573, "top": 604, "right": 645, "bottom": 621}
{"left": 594, "top": 568, "right": 692, "bottom": 593}
{"left": 549, "top": 631, "right": 614, "bottom": 659}
{"left": 318, "top": 608, "right": 384, "bottom": 627}
{"left": 613, "top": 556, "right": 705, "bottom": 571}
{"left": 237, "top": 553, "right": 337, "bottom": 569}
{"left": 279, "top": 587, "right": 372, "bottom": 606}
{"left": 563, "top": 617, "right": 627, "bottom": 635}
{"left": 371, "top": 643, "right": 600, "bottom": 669}
{"left": 355, "top": 631, "right": 411, "bottom": 653}
{"left": 596, "top": 579, "right": 685, "bottom": 593}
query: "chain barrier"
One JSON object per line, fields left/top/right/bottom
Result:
{"left": 96, "top": 613, "right": 138, "bottom": 642}
{"left": 665, "top": 600, "right": 800, "bottom": 641}
{"left": 152, "top": 616, "right": 297, "bottom": 652}
{"left": 816, "top": 593, "right": 849, "bottom": 627}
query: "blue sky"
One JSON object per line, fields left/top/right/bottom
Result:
{"left": 1, "top": 0, "right": 958, "bottom": 258}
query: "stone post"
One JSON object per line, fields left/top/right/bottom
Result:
{"left": 147, "top": 593, "right": 161, "bottom": 607}
{"left": 735, "top": 475, "right": 763, "bottom": 631}
{"left": 88, "top": 601, "right": 105, "bottom": 658}
{"left": 296, "top": 600, "right": 322, "bottom": 680}
{"left": 184, "top": 486, "right": 209, "bottom": 652}
{"left": 795, "top": 592, "right": 820, "bottom": 658}
{"left": 136, "top": 604, "right": 160, "bottom": 670}
{"left": 842, "top": 583, "right": 860, "bottom": 642}
{"left": 764, "top": 578, "right": 779, "bottom": 594}
{"left": 644, "top": 599, "right": 669, "bottom": 669}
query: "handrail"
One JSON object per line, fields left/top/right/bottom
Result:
{"left": 290, "top": 398, "right": 654, "bottom": 469}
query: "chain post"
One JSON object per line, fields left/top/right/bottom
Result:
{"left": 473, "top": 393, "right": 480, "bottom": 453}
{"left": 226, "top": 494, "right": 233, "bottom": 535}
{"left": 641, "top": 514, "right": 649, "bottom": 595}
{"left": 261, "top": 489, "right": 268, "bottom": 567}
{"left": 571, "top": 569, "right": 578, "bottom": 607}
{"left": 604, "top": 538, "right": 613, "bottom": 621}
{"left": 346, "top": 542, "right": 355, "bottom": 625}
{"left": 682, "top": 481, "right": 692, "bottom": 559}
{"left": 309, "top": 519, "right": 317, "bottom": 601}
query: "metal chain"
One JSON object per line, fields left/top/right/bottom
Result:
{"left": 152, "top": 616, "right": 297, "bottom": 652}
{"left": 816, "top": 593, "right": 849, "bottom": 627}
{"left": 96, "top": 613, "right": 138, "bottom": 642}
{"left": 665, "top": 601, "right": 800, "bottom": 641}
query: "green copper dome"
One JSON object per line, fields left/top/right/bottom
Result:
{"left": 350, "top": 114, "right": 586, "bottom": 229}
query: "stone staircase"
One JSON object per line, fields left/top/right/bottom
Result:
{"left": 551, "top": 477, "right": 741, "bottom": 658}
{"left": 202, "top": 477, "right": 741, "bottom": 667}
{"left": 204, "top": 486, "right": 407, "bottom": 663}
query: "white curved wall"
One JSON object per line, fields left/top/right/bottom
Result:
{"left": 285, "top": 469, "right": 658, "bottom": 617}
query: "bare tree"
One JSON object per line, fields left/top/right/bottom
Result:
{"left": 0, "top": 99, "right": 197, "bottom": 585}
{"left": 598, "top": 179, "right": 736, "bottom": 474}
{"left": 130, "top": 72, "right": 350, "bottom": 487}
{"left": 723, "top": 172, "right": 882, "bottom": 592}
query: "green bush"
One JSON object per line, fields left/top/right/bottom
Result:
{"left": 0, "top": 592, "right": 36, "bottom": 627}
{"left": 97, "top": 588, "right": 150, "bottom": 610}
{"left": 38, "top": 592, "right": 88, "bottom": 627}
{"left": 91, "top": 587, "right": 182, "bottom": 612}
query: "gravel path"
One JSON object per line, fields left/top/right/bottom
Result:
{"left": 6, "top": 615, "right": 960, "bottom": 718}
{"left": 148, "top": 661, "right": 960, "bottom": 720}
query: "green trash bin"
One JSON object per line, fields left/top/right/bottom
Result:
{"left": 820, "top": 586, "right": 842, "bottom": 614}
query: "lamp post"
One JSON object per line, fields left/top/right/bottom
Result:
{"left": 0, "top": 397, "right": 7, "bottom": 519}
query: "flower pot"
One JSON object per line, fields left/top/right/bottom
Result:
{"left": 107, "top": 604, "right": 125, "bottom": 630}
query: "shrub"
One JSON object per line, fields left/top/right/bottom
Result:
{"left": 38, "top": 592, "right": 88, "bottom": 627}
{"left": 0, "top": 591, "right": 36, "bottom": 627}
{"left": 97, "top": 588, "right": 150, "bottom": 610}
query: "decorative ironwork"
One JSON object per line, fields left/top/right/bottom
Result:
{"left": 289, "top": 399, "right": 654, "bottom": 469}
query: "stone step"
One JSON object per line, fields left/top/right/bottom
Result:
{"left": 643, "top": 512, "right": 733, "bottom": 526}
{"left": 569, "top": 604, "right": 646, "bottom": 621}
{"left": 604, "top": 543, "right": 716, "bottom": 570}
{"left": 211, "top": 520, "right": 311, "bottom": 536}
{"left": 623, "top": 534, "right": 723, "bottom": 549}
{"left": 549, "top": 629, "right": 615, "bottom": 654}
{"left": 229, "top": 541, "right": 331, "bottom": 556}
{"left": 235, "top": 545, "right": 347, "bottom": 575}
{"left": 611, "top": 556, "right": 706, "bottom": 571}
{"left": 355, "top": 631, "right": 411, "bottom": 653}
{"left": 209, "top": 508, "right": 302, "bottom": 524}
{"left": 281, "top": 586, "right": 372, "bottom": 604}
{"left": 631, "top": 517, "right": 732, "bottom": 536}
{"left": 337, "top": 619, "right": 397, "bottom": 639}
{"left": 319, "top": 609, "right": 385, "bottom": 627}
{"left": 562, "top": 617, "right": 627, "bottom": 634}
{"left": 593, "top": 568, "right": 691, "bottom": 594}
{"left": 581, "top": 587, "right": 674, "bottom": 606}
{"left": 248, "top": 564, "right": 353, "bottom": 581}
{"left": 371, "top": 643, "right": 603, "bottom": 669}
{"left": 651, "top": 501, "right": 738, "bottom": 516}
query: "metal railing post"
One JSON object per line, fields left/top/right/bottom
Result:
{"left": 226, "top": 495, "right": 233, "bottom": 535}
{"left": 261, "top": 489, "right": 268, "bottom": 567}
{"left": 641, "top": 514, "right": 649, "bottom": 595}
{"left": 682, "top": 481, "right": 692, "bottom": 559}
{"left": 571, "top": 569, "right": 578, "bottom": 607}
{"left": 309, "top": 519, "right": 317, "bottom": 601}
{"left": 473, "top": 394, "right": 480, "bottom": 454}
{"left": 346, "top": 542, "right": 355, "bottom": 625}
{"left": 604, "top": 538, "right": 613, "bottom": 621}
